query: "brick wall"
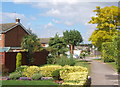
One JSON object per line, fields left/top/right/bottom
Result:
{"left": 0, "top": 34, "right": 5, "bottom": 47}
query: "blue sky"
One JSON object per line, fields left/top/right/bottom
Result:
{"left": 1, "top": 0, "right": 119, "bottom": 44}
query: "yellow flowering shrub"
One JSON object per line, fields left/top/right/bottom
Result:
{"left": 23, "top": 66, "right": 40, "bottom": 77}
{"left": 60, "top": 65, "right": 88, "bottom": 80}
{"left": 39, "top": 65, "right": 62, "bottom": 77}
{"left": 60, "top": 65, "right": 88, "bottom": 86}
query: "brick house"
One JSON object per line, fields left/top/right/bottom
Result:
{"left": 0, "top": 18, "right": 30, "bottom": 52}
{"left": 40, "top": 38, "right": 50, "bottom": 47}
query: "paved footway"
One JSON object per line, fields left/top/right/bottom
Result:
{"left": 91, "top": 60, "right": 119, "bottom": 86}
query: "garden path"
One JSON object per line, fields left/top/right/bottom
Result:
{"left": 90, "top": 59, "right": 119, "bottom": 86}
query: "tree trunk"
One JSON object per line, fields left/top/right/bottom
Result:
{"left": 69, "top": 45, "right": 74, "bottom": 54}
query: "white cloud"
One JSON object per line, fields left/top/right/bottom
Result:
{"left": 52, "top": 19, "right": 61, "bottom": 24}
{"left": 64, "top": 21, "right": 74, "bottom": 26}
{"left": 44, "top": 22, "right": 53, "bottom": 28}
{"left": 46, "top": 8, "right": 60, "bottom": 16}
{"left": 0, "top": 12, "right": 25, "bottom": 23}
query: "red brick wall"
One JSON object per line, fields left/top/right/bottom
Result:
{"left": 5, "top": 25, "right": 29, "bottom": 47}
{"left": 0, "top": 34, "right": 5, "bottom": 47}
{"left": 1, "top": 50, "right": 49, "bottom": 72}
{"left": 0, "top": 52, "right": 5, "bottom": 64}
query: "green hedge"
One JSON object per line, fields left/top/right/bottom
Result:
{"left": 113, "top": 36, "right": 120, "bottom": 73}
{"left": 102, "top": 42, "right": 115, "bottom": 62}
{"left": 102, "top": 36, "right": 120, "bottom": 73}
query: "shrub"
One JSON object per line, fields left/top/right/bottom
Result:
{"left": 39, "top": 65, "right": 62, "bottom": 77}
{"left": 60, "top": 66, "right": 88, "bottom": 86}
{"left": 113, "top": 36, "right": 120, "bottom": 73}
{"left": 56, "top": 56, "right": 76, "bottom": 66}
{"left": 102, "top": 42, "right": 115, "bottom": 62}
{"left": 1, "top": 64, "right": 9, "bottom": 76}
{"left": 52, "top": 69, "right": 62, "bottom": 80}
{"left": 60, "top": 65, "right": 88, "bottom": 81}
{"left": 23, "top": 66, "right": 40, "bottom": 77}
{"left": 31, "top": 73, "right": 42, "bottom": 80}
{"left": 9, "top": 72, "right": 22, "bottom": 80}
{"left": 16, "top": 53, "right": 22, "bottom": 68}
{"left": 15, "top": 65, "right": 28, "bottom": 73}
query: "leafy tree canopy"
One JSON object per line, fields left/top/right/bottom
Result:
{"left": 88, "top": 6, "right": 120, "bottom": 51}
{"left": 49, "top": 34, "right": 68, "bottom": 56}
{"left": 63, "top": 30, "right": 83, "bottom": 46}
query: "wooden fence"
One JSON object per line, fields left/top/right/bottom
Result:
{"left": 0, "top": 50, "right": 49, "bottom": 72}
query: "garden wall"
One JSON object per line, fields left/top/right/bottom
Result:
{"left": 1, "top": 50, "right": 49, "bottom": 72}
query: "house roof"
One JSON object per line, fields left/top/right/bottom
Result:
{"left": 0, "top": 23, "right": 16, "bottom": 33}
{"left": 0, "top": 23, "right": 31, "bottom": 34}
{"left": 40, "top": 38, "right": 50, "bottom": 43}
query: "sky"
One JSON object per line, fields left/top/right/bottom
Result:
{"left": 0, "top": 0, "right": 119, "bottom": 44}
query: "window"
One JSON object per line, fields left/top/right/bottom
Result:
{"left": 0, "top": 34, "right": 2, "bottom": 40}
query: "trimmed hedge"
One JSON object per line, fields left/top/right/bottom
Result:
{"left": 113, "top": 36, "right": 120, "bottom": 73}
{"left": 102, "top": 42, "right": 115, "bottom": 62}
{"left": 102, "top": 36, "right": 120, "bottom": 73}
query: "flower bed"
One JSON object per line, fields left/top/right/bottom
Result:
{"left": 7, "top": 65, "right": 89, "bottom": 86}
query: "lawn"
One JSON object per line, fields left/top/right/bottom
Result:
{"left": 75, "top": 59, "right": 91, "bottom": 75}
{"left": 2, "top": 80, "right": 59, "bottom": 87}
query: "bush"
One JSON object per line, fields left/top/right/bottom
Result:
{"left": 113, "top": 36, "right": 120, "bottom": 73}
{"left": 56, "top": 56, "right": 76, "bottom": 66}
{"left": 9, "top": 72, "right": 22, "bottom": 80}
{"left": 16, "top": 53, "right": 22, "bottom": 68}
{"left": 1, "top": 64, "right": 9, "bottom": 76}
{"left": 31, "top": 73, "right": 42, "bottom": 80}
{"left": 39, "top": 65, "right": 62, "bottom": 77}
{"left": 102, "top": 42, "right": 115, "bottom": 62}
{"left": 60, "top": 65, "right": 88, "bottom": 81}
{"left": 23, "top": 66, "right": 40, "bottom": 77}
{"left": 52, "top": 69, "right": 62, "bottom": 80}
{"left": 60, "top": 65, "right": 88, "bottom": 86}
{"left": 15, "top": 65, "right": 28, "bottom": 73}
{"left": 47, "top": 56, "right": 58, "bottom": 64}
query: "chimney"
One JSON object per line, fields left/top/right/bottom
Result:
{"left": 16, "top": 18, "right": 20, "bottom": 23}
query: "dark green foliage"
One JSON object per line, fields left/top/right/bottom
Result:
{"left": 56, "top": 56, "right": 76, "bottom": 66}
{"left": 49, "top": 34, "right": 68, "bottom": 56}
{"left": 52, "top": 69, "right": 62, "bottom": 80}
{"left": 102, "top": 42, "right": 115, "bottom": 62}
{"left": 31, "top": 73, "right": 42, "bottom": 80}
{"left": 63, "top": 30, "right": 83, "bottom": 54}
{"left": 16, "top": 53, "right": 22, "bottom": 68}
{"left": 9, "top": 72, "right": 22, "bottom": 80}
{"left": 112, "top": 36, "right": 120, "bottom": 73}
{"left": 63, "top": 30, "right": 83, "bottom": 46}
{"left": 21, "top": 34, "right": 41, "bottom": 65}
{"left": 47, "top": 55, "right": 58, "bottom": 64}
{"left": 15, "top": 65, "right": 28, "bottom": 73}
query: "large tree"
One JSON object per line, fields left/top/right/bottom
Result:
{"left": 21, "top": 34, "right": 41, "bottom": 65}
{"left": 63, "top": 30, "right": 83, "bottom": 54}
{"left": 88, "top": 6, "right": 120, "bottom": 51}
{"left": 49, "top": 34, "right": 68, "bottom": 57}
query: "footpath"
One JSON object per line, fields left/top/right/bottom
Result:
{"left": 90, "top": 59, "right": 119, "bottom": 86}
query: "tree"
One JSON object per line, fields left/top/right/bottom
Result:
{"left": 88, "top": 6, "right": 120, "bottom": 51}
{"left": 49, "top": 34, "right": 68, "bottom": 57}
{"left": 63, "top": 30, "right": 83, "bottom": 54}
{"left": 16, "top": 53, "right": 22, "bottom": 68}
{"left": 21, "top": 34, "right": 41, "bottom": 65}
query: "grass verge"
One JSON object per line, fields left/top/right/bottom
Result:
{"left": 2, "top": 80, "right": 59, "bottom": 87}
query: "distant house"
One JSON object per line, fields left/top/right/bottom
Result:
{"left": 0, "top": 18, "right": 30, "bottom": 52}
{"left": 40, "top": 38, "right": 50, "bottom": 47}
